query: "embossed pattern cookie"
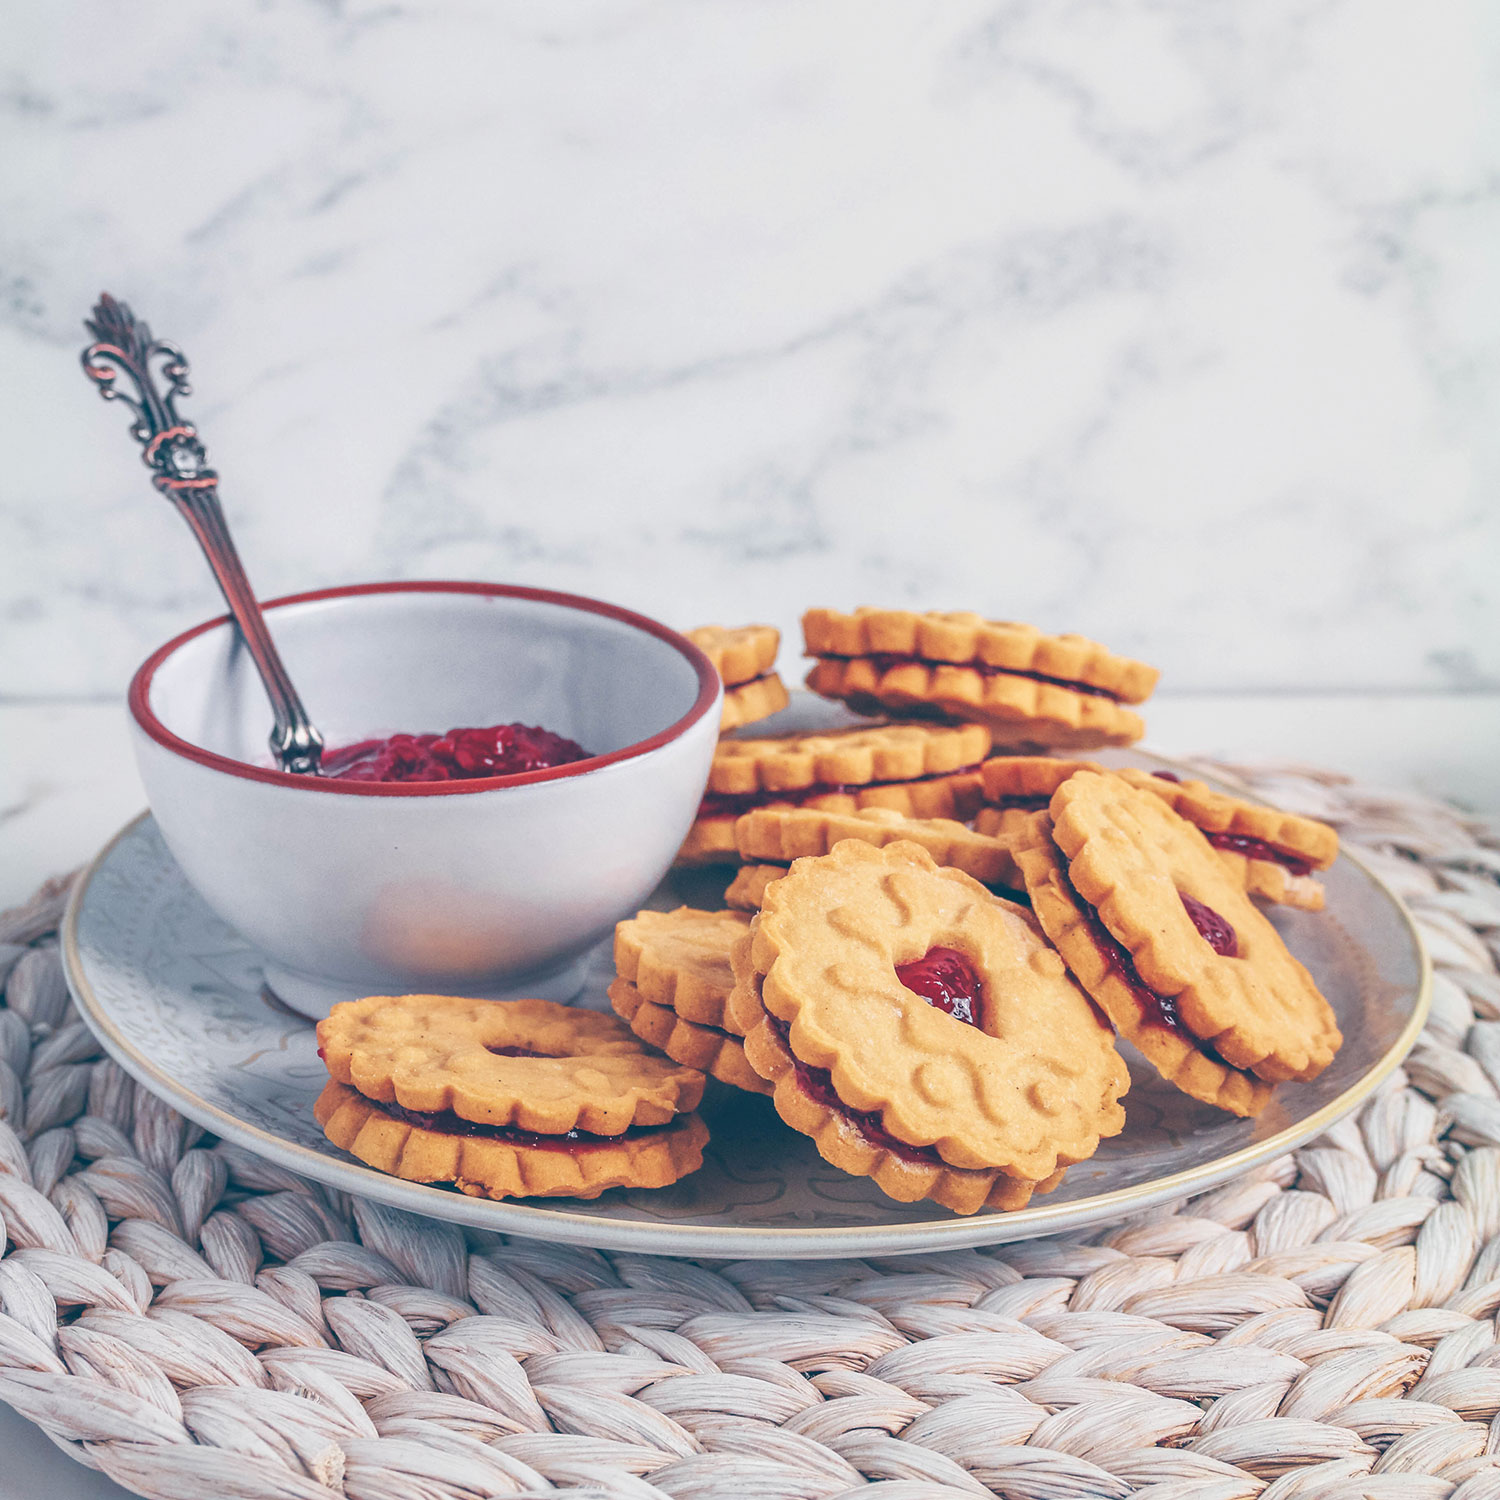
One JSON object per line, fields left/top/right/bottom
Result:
{"left": 803, "top": 609, "right": 1158, "bottom": 748}
{"left": 1014, "top": 770, "right": 1340, "bottom": 1116}
{"left": 677, "top": 721, "right": 991, "bottom": 865}
{"left": 728, "top": 839, "right": 1129, "bottom": 1213}
{"left": 688, "top": 624, "right": 789, "bottom": 731}
{"left": 1010, "top": 809, "right": 1275, "bottom": 1118}
{"left": 981, "top": 758, "right": 1338, "bottom": 911}
{"left": 613, "top": 907, "right": 749, "bottom": 1031}
{"left": 314, "top": 995, "right": 708, "bottom": 1199}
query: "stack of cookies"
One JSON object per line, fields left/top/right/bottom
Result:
{"left": 306, "top": 599, "right": 1347, "bottom": 1220}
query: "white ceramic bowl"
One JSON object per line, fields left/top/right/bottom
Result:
{"left": 128, "top": 582, "right": 721, "bottom": 1018}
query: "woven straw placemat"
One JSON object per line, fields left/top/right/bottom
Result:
{"left": 0, "top": 762, "right": 1497, "bottom": 1500}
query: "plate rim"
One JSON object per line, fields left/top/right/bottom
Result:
{"left": 61, "top": 785, "right": 1432, "bottom": 1259}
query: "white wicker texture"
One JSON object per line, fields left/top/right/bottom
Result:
{"left": 0, "top": 761, "right": 1497, "bottom": 1500}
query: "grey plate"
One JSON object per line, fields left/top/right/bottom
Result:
{"left": 62, "top": 750, "right": 1429, "bottom": 1259}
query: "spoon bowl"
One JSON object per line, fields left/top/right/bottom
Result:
{"left": 128, "top": 580, "right": 721, "bottom": 1017}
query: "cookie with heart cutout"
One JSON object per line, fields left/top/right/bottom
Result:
{"left": 980, "top": 757, "right": 1337, "bottom": 911}
{"left": 725, "top": 838, "right": 1128, "bottom": 1213}
{"left": 317, "top": 994, "right": 704, "bottom": 1137}
{"left": 315, "top": 1080, "right": 709, "bottom": 1200}
{"left": 1031, "top": 769, "right": 1341, "bottom": 1092}
{"left": 608, "top": 977, "right": 770, "bottom": 1095}
{"left": 802, "top": 609, "right": 1157, "bottom": 749}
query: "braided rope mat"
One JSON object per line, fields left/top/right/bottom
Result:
{"left": 1, "top": 764, "right": 1497, "bottom": 1500}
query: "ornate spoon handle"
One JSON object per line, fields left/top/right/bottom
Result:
{"left": 81, "top": 294, "right": 325, "bottom": 775}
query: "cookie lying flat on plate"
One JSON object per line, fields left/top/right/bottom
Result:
{"left": 980, "top": 757, "right": 1337, "bottom": 911}
{"left": 803, "top": 609, "right": 1157, "bottom": 749}
{"left": 728, "top": 839, "right": 1129, "bottom": 1214}
{"left": 314, "top": 995, "right": 708, "bottom": 1199}
{"left": 687, "top": 624, "right": 789, "bottom": 731}
{"left": 677, "top": 721, "right": 991, "bottom": 865}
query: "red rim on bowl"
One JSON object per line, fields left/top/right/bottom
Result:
{"left": 128, "top": 581, "right": 723, "bottom": 796}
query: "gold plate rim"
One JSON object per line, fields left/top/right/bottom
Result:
{"left": 61, "top": 773, "right": 1432, "bottom": 1259}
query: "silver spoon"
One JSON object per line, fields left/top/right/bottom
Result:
{"left": 81, "top": 294, "right": 325, "bottom": 775}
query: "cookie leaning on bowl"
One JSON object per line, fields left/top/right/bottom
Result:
{"left": 727, "top": 839, "right": 1129, "bottom": 1215}
{"left": 314, "top": 995, "right": 708, "bottom": 1199}
{"left": 677, "top": 719, "right": 992, "bottom": 864}
{"left": 687, "top": 623, "right": 789, "bottom": 731}
{"left": 978, "top": 756, "right": 1338, "bottom": 911}
{"left": 803, "top": 608, "right": 1157, "bottom": 750}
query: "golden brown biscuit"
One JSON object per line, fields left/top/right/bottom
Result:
{"left": 315, "top": 1080, "right": 708, "bottom": 1200}
{"left": 806, "top": 657, "right": 1145, "bottom": 749}
{"left": 802, "top": 609, "right": 1159, "bottom": 702}
{"left": 731, "top": 839, "right": 1128, "bottom": 1195}
{"left": 609, "top": 978, "right": 771, "bottom": 1095}
{"left": 687, "top": 624, "right": 780, "bottom": 686}
{"left": 980, "top": 758, "right": 1336, "bottom": 911}
{"left": 724, "top": 864, "right": 786, "bottom": 910}
{"left": 735, "top": 805, "right": 1022, "bottom": 888}
{"left": 317, "top": 995, "right": 704, "bottom": 1136}
{"left": 738, "top": 1005, "right": 1064, "bottom": 1214}
{"left": 709, "top": 722, "right": 992, "bottom": 797}
{"left": 613, "top": 907, "right": 750, "bottom": 1030}
{"left": 720, "top": 673, "right": 790, "bottom": 731}
{"left": 1049, "top": 771, "right": 1341, "bottom": 1083}
{"left": 1009, "top": 810, "right": 1275, "bottom": 1118}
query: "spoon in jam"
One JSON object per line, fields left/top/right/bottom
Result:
{"left": 80, "top": 294, "right": 325, "bottom": 775}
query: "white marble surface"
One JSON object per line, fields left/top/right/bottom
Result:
{"left": 2, "top": 1, "right": 1495, "bottom": 704}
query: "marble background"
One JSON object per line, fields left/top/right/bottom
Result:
{"left": 1, "top": 0, "right": 1494, "bottom": 701}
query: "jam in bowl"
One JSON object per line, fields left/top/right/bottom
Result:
{"left": 128, "top": 581, "right": 722, "bottom": 1018}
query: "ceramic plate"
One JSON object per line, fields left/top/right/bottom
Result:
{"left": 62, "top": 744, "right": 1429, "bottom": 1259}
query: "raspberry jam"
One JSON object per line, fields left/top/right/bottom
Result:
{"left": 377, "top": 1099, "right": 663, "bottom": 1153}
{"left": 1203, "top": 831, "right": 1314, "bottom": 877}
{"left": 770, "top": 1018, "right": 944, "bottom": 1166}
{"left": 322, "top": 724, "right": 591, "bottom": 783}
{"left": 895, "top": 947, "right": 983, "bottom": 1027}
{"left": 1180, "top": 893, "right": 1239, "bottom": 957}
{"left": 850, "top": 654, "right": 1120, "bottom": 701}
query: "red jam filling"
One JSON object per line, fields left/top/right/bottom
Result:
{"left": 323, "top": 724, "right": 591, "bottom": 783}
{"left": 699, "top": 763, "right": 981, "bottom": 820}
{"left": 1151, "top": 770, "right": 1182, "bottom": 783}
{"left": 895, "top": 947, "right": 984, "bottom": 1027}
{"left": 830, "top": 653, "right": 1120, "bottom": 702}
{"left": 1179, "top": 892, "right": 1239, "bottom": 957}
{"left": 769, "top": 1017, "right": 944, "bottom": 1166}
{"left": 375, "top": 1099, "right": 665, "bottom": 1153}
{"left": 1203, "top": 831, "right": 1314, "bottom": 878}
{"left": 486, "top": 1045, "right": 546, "bottom": 1058}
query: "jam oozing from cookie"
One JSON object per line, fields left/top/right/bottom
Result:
{"left": 1151, "top": 770, "right": 1182, "bottom": 783}
{"left": 828, "top": 653, "right": 1121, "bottom": 702}
{"left": 1203, "top": 831, "right": 1315, "bottom": 877}
{"left": 323, "top": 724, "right": 591, "bottom": 783}
{"left": 767, "top": 1018, "right": 946, "bottom": 1167}
{"left": 376, "top": 1099, "right": 669, "bottom": 1153}
{"left": 895, "top": 947, "right": 983, "bottom": 1027}
{"left": 698, "top": 765, "right": 982, "bottom": 819}
{"left": 1179, "top": 893, "right": 1239, "bottom": 957}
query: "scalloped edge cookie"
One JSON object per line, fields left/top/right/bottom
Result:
{"left": 613, "top": 907, "right": 750, "bottom": 1030}
{"left": 687, "top": 623, "right": 780, "bottom": 685}
{"left": 317, "top": 994, "right": 704, "bottom": 1136}
{"left": 315, "top": 1081, "right": 709, "bottom": 1200}
{"left": 720, "top": 673, "right": 790, "bottom": 731}
{"left": 802, "top": 609, "right": 1159, "bottom": 701}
